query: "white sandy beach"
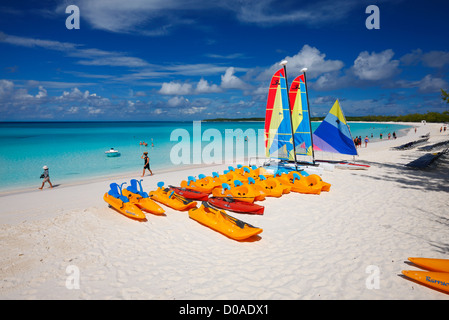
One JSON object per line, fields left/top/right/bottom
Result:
{"left": 1, "top": 122, "right": 448, "bottom": 300}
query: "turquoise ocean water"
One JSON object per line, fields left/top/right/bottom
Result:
{"left": 0, "top": 121, "right": 411, "bottom": 192}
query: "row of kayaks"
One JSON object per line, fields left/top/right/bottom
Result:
{"left": 103, "top": 180, "right": 262, "bottom": 241}
{"left": 103, "top": 165, "right": 331, "bottom": 241}
{"left": 180, "top": 165, "right": 331, "bottom": 200}
{"left": 402, "top": 257, "right": 449, "bottom": 294}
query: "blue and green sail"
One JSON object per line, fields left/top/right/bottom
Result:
{"left": 312, "top": 99, "right": 358, "bottom": 156}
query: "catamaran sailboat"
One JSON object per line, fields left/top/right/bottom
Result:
{"left": 262, "top": 60, "right": 369, "bottom": 174}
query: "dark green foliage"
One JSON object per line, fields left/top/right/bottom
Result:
{"left": 442, "top": 89, "right": 449, "bottom": 104}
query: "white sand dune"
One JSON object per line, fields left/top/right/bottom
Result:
{"left": 1, "top": 122, "right": 448, "bottom": 300}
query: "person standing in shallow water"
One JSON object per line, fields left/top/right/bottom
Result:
{"left": 141, "top": 152, "right": 153, "bottom": 177}
{"left": 39, "top": 165, "right": 53, "bottom": 189}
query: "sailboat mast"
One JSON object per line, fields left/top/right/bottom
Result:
{"left": 280, "top": 60, "right": 298, "bottom": 168}
{"left": 301, "top": 68, "right": 316, "bottom": 165}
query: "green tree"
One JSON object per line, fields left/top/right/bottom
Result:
{"left": 442, "top": 89, "right": 449, "bottom": 104}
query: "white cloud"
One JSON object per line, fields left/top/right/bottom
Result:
{"left": 181, "top": 106, "right": 207, "bottom": 114}
{"left": 0, "top": 79, "right": 14, "bottom": 98}
{"left": 352, "top": 49, "right": 399, "bottom": 81}
{"left": 62, "top": 0, "right": 362, "bottom": 35}
{"left": 67, "top": 106, "right": 79, "bottom": 114}
{"left": 221, "top": 67, "right": 246, "bottom": 89}
{"left": 159, "top": 82, "right": 193, "bottom": 95}
{"left": 159, "top": 70, "right": 244, "bottom": 95}
{"left": 153, "top": 108, "right": 164, "bottom": 115}
{"left": 59, "top": 0, "right": 205, "bottom": 34}
{"left": 167, "top": 96, "right": 189, "bottom": 107}
{"left": 421, "top": 51, "right": 449, "bottom": 68}
{"left": 35, "top": 86, "right": 47, "bottom": 99}
{"left": 57, "top": 87, "right": 112, "bottom": 111}
{"left": 134, "top": 91, "right": 147, "bottom": 97}
{"left": 165, "top": 63, "right": 237, "bottom": 76}
{"left": 224, "top": 0, "right": 361, "bottom": 26}
{"left": 13, "top": 88, "right": 33, "bottom": 100}
{"left": 0, "top": 32, "right": 151, "bottom": 69}
{"left": 417, "top": 75, "right": 448, "bottom": 93}
{"left": 289, "top": 45, "right": 344, "bottom": 77}
{"left": 60, "top": 87, "right": 87, "bottom": 99}
{"left": 262, "top": 45, "right": 344, "bottom": 81}
{"left": 401, "top": 49, "right": 449, "bottom": 68}
{"left": 313, "top": 95, "right": 337, "bottom": 105}
{"left": 76, "top": 55, "right": 149, "bottom": 67}
{"left": 1, "top": 32, "right": 250, "bottom": 85}
{"left": 87, "top": 107, "right": 104, "bottom": 114}
{"left": 0, "top": 32, "right": 79, "bottom": 51}
{"left": 400, "top": 49, "right": 422, "bottom": 66}
{"left": 0, "top": 80, "right": 35, "bottom": 101}
{"left": 205, "top": 53, "right": 245, "bottom": 59}
{"left": 196, "top": 78, "right": 222, "bottom": 93}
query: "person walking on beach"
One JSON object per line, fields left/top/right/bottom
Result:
{"left": 141, "top": 152, "right": 153, "bottom": 177}
{"left": 39, "top": 165, "right": 53, "bottom": 189}
{"left": 364, "top": 136, "right": 369, "bottom": 148}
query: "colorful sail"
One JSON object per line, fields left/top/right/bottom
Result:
{"left": 289, "top": 74, "right": 313, "bottom": 158}
{"left": 312, "top": 99, "right": 358, "bottom": 155}
{"left": 264, "top": 68, "right": 294, "bottom": 160}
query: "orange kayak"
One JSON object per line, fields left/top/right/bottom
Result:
{"left": 408, "top": 257, "right": 449, "bottom": 273}
{"left": 402, "top": 270, "right": 449, "bottom": 294}
{"left": 180, "top": 175, "right": 217, "bottom": 194}
{"left": 149, "top": 182, "right": 197, "bottom": 211}
{"left": 211, "top": 182, "right": 256, "bottom": 203}
{"left": 103, "top": 182, "right": 146, "bottom": 221}
{"left": 104, "top": 193, "right": 146, "bottom": 220}
{"left": 275, "top": 171, "right": 323, "bottom": 194}
{"left": 122, "top": 189, "right": 165, "bottom": 215}
{"left": 188, "top": 203, "right": 263, "bottom": 240}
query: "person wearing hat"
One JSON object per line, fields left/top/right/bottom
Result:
{"left": 39, "top": 165, "right": 53, "bottom": 189}
{"left": 141, "top": 152, "right": 153, "bottom": 177}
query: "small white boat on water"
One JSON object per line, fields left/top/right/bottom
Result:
{"left": 105, "top": 148, "right": 120, "bottom": 157}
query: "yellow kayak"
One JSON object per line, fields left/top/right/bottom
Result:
{"left": 121, "top": 179, "right": 165, "bottom": 215}
{"left": 402, "top": 270, "right": 449, "bottom": 294}
{"left": 234, "top": 165, "right": 271, "bottom": 180}
{"left": 180, "top": 175, "right": 217, "bottom": 194}
{"left": 211, "top": 182, "right": 257, "bottom": 203}
{"left": 408, "top": 257, "right": 449, "bottom": 273}
{"left": 149, "top": 182, "right": 197, "bottom": 211}
{"left": 122, "top": 189, "right": 165, "bottom": 215}
{"left": 275, "top": 171, "right": 330, "bottom": 194}
{"left": 103, "top": 183, "right": 146, "bottom": 220}
{"left": 188, "top": 202, "right": 263, "bottom": 240}
{"left": 249, "top": 175, "right": 285, "bottom": 197}
{"left": 212, "top": 170, "right": 244, "bottom": 185}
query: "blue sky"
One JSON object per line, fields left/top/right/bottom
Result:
{"left": 0, "top": 0, "right": 448, "bottom": 121}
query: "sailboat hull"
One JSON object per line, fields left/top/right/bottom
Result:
{"left": 315, "top": 160, "right": 369, "bottom": 170}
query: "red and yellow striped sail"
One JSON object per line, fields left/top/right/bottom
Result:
{"left": 264, "top": 68, "right": 294, "bottom": 160}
